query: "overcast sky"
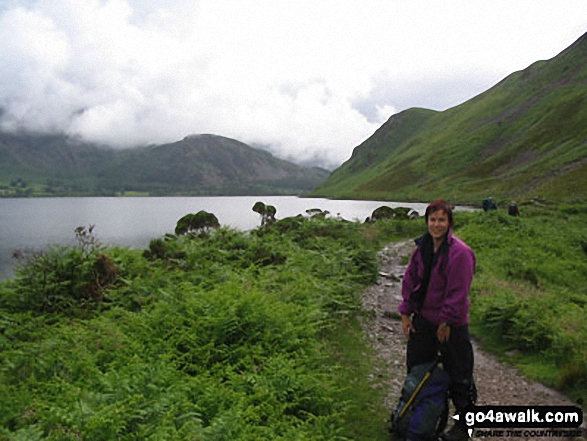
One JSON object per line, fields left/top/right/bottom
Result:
{"left": 1, "top": 1, "right": 586, "bottom": 169}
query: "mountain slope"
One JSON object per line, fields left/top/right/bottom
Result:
{"left": 313, "top": 32, "right": 587, "bottom": 204}
{"left": 98, "top": 134, "right": 330, "bottom": 194}
{"left": 0, "top": 132, "right": 329, "bottom": 196}
{"left": 0, "top": 131, "right": 114, "bottom": 175}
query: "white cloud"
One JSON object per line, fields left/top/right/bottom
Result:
{"left": 1, "top": 0, "right": 586, "bottom": 168}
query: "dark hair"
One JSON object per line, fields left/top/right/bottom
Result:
{"left": 424, "top": 199, "right": 453, "bottom": 226}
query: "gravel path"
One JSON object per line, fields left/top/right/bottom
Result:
{"left": 360, "top": 240, "right": 585, "bottom": 441}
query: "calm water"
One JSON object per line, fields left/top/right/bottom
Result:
{"left": 0, "top": 196, "right": 456, "bottom": 280}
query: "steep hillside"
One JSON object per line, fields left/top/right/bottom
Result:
{"left": 98, "top": 134, "right": 329, "bottom": 194}
{"left": 0, "top": 132, "right": 329, "bottom": 196}
{"left": 313, "top": 32, "right": 587, "bottom": 204}
{"left": 0, "top": 131, "right": 113, "bottom": 176}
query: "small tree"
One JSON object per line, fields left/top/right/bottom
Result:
{"left": 175, "top": 211, "right": 220, "bottom": 236}
{"left": 253, "top": 202, "right": 277, "bottom": 227}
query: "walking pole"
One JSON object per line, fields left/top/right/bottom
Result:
{"left": 398, "top": 357, "right": 440, "bottom": 420}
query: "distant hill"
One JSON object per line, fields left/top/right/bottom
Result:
{"left": 0, "top": 132, "right": 330, "bottom": 196}
{"left": 312, "top": 32, "right": 587, "bottom": 205}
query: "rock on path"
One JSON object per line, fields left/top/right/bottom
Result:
{"left": 359, "top": 240, "right": 585, "bottom": 441}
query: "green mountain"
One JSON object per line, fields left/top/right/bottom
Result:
{"left": 0, "top": 132, "right": 330, "bottom": 196}
{"left": 313, "top": 33, "right": 587, "bottom": 205}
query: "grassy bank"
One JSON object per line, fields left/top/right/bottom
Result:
{"left": 456, "top": 204, "right": 587, "bottom": 404}
{"left": 1, "top": 204, "right": 584, "bottom": 440}
{"left": 0, "top": 213, "right": 423, "bottom": 440}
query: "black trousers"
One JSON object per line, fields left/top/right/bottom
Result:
{"left": 407, "top": 314, "right": 477, "bottom": 417}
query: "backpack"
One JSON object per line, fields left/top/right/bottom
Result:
{"left": 389, "top": 360, "right": 450, "bottom": 440}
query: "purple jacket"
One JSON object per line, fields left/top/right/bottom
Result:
{"left": 398, "top": 230, "right": 476, "bottom": 326}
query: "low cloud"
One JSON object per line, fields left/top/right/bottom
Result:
{"left": 1, "top": 1, "right": 586, "bottom": 169}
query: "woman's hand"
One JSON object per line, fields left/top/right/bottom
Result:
{"left": 401, "top": 314, "right": 415, "bottom": 340}
{"left": 437, "top": 322, "right": 451, "bottom": 342}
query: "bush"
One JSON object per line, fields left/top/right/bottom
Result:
{"left": 175, "top": 211, "right": 220, "bottom": 236}
{"left": 8, "top": 227, "right": 119, "bottom": 316}
{"left": 144, "top": 237, "right": 186, "bottom": 263}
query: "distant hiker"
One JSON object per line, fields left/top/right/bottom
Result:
{"left": 482, "top": 197, "right": 497, "bottom": 212}
{"left": 508, "top": 202, "right": 520, "bottom": 216}
{"left": 398, "top": 200, "right": 477, "bottom": 441}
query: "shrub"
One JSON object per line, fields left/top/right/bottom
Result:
{"left": 368, "top": 206, "right": 417, "bottom": 222}
{"left": 175, "top": 211, "right": 220, "bottom": 236}
{"left": 144, "top": 237, "right": 186, "bottom": 262}
{"left": 370, "top": 206, "right": 395, "bottom": 221}
{"left": 8, "top": 226, "right": 119, "bottom": 316}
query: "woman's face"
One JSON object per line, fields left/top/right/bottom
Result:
{"left": 427, "top": 209, "right": 450, "bottom": 241}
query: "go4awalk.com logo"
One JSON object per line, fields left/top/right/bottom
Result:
{"left": 454, "top": 405, "right": 584, "bottom": 438}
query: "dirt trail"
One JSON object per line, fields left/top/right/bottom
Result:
{"left": 360, "top": 240, "right": 585, "bottom": 441}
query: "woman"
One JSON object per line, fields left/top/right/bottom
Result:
{"left": 398, "top": 200, "right": 476, "bottom": 441}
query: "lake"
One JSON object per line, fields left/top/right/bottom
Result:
{"left": 0, "top": 196, "right": 468, "bottom": 280}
